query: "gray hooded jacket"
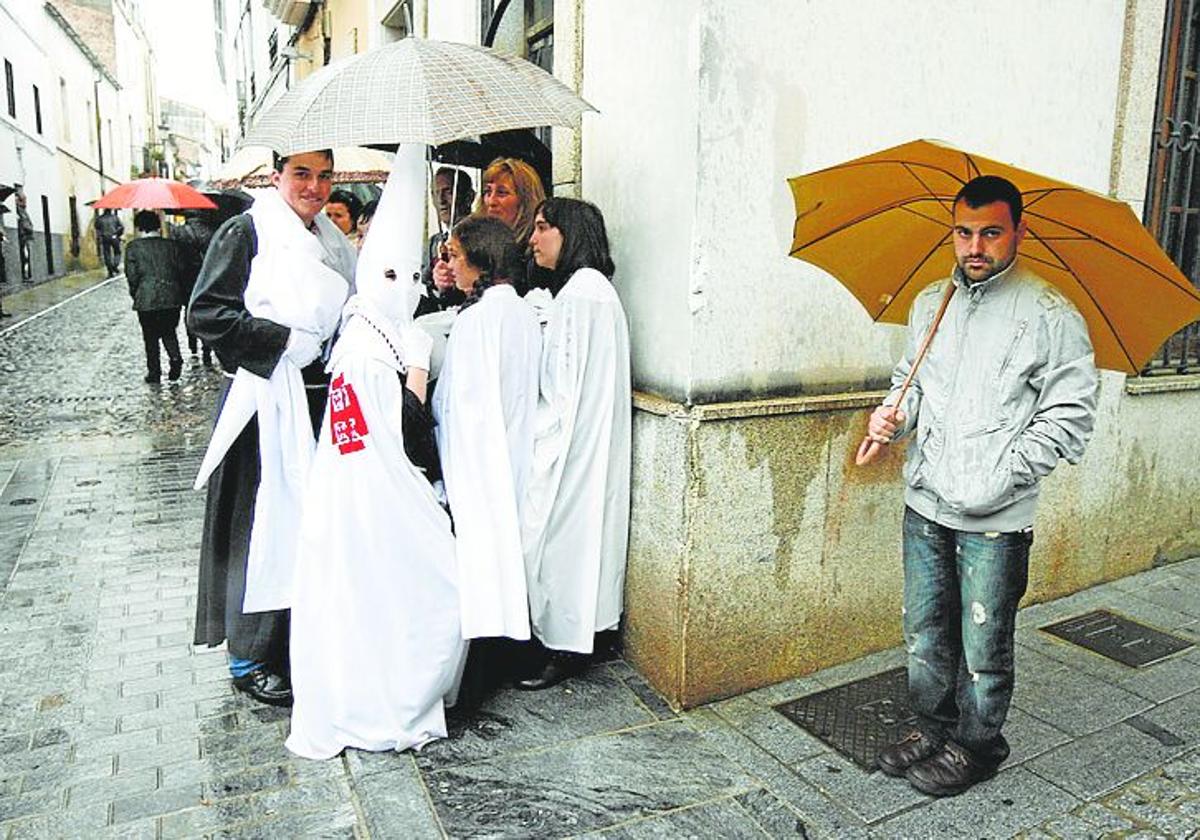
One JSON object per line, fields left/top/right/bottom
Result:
{"left": 889, "top": 258, "right": 1099, "bottom": 532}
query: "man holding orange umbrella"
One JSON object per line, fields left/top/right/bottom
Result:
{"left": 866, "top": 175, "right": 1098, "bottom": 797}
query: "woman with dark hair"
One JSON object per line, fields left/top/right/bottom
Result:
{"left": 433, "top": 215, "right": 541, "bottom": 655}
{"left": 516, "top": 197, "right": 631, "bottom": 691}
{"left": 324, "top": 190, "right": 362, "bottom": 239}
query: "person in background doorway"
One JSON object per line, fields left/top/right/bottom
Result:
{"left": 417, "top": 167, "right": 476, "bottom": 315}
{"left": 0, "top": 204, "right": 11, "bottom": 318}
{"left": 16, "top": 188, "right": 35, "bottom": 282}
{"left": 124, "top": 210, "right": 186, "bottom": 384}
{"left": 868, "top": 175, "right": 1098, "bottom": 797}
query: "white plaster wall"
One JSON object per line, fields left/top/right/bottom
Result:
{"left": 425, "top": 0, "right": 477, "bottom": 44}
{"left": 580, "top": 0, "right": 701, "bottom": 399}
{"left": 696, "top": 0, "right": 1127, "bottom": 397}
{"left": 0, "top": 1, "right": 62, "bottom": 233}
{"left": 581, "top": 0, "right": 1128, "bottom": 401}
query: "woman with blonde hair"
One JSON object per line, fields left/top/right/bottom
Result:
{"left": 477, "top": 157, "right": 545, "bottom": 253}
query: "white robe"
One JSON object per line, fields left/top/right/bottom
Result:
{"left": 433, "top": 284, "right": 541, "bottom": 640}
{"left": 287, "top": 303, "right": 467, "bottom": 760}
{"left": 521, "top": 268, "right": 632, "bottom": 653}
{"left": 193, "top": 190, "right": 355, "bottom": 612}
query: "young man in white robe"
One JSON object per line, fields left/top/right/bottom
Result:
{"left": 189, "top": 149, "right": 355, "bottom": 708}
{"left": 517, "top": 198, "right": 632, "bottom": 691}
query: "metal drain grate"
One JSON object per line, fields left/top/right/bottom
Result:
{"left": 774, "top": 667, "right": 914, "bottom": 770}
{"left": 1041, "top": 609, "right": 1194, "bottom": 668}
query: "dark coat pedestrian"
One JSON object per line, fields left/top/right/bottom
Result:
{"left": 173, "top": 215, "right": 217, "bottom": 363}
{"left": 125, "top": 211, "right": 186, "bottom": 383}
{"left": 96, "top": 209, "right": 125, "bottom": 277}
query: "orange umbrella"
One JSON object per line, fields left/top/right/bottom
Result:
{"left": 788, "top": 139, "right": 1200, "bottom": 376}
{"left": 92, "top": 178, "right": 217, "bottom": 210}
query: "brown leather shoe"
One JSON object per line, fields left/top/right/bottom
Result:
{"left": 906, "top": 740, "right": 997, "bottom": 797}
{"left": 877, "top": 729, "right": 941, "bottom": 777}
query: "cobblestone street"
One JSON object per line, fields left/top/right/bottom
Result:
{"left": 1, "top": 275, "right": 1199, "bottom": 838}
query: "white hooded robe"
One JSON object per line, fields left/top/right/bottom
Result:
{"left": 286, "top": 304, "right": 467, "bottom": 760}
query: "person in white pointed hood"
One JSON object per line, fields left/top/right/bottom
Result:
{"left": 432, "top": 215, "right": 540, "bottom": 696}
{"left": 286, "top": 145, "right": 467, "bottom": 760}
{"left": 516, "top": 197, "right": 632, "bottom": 691}
{"left": 188, "top": 149, "right": 355, "bottom": 708}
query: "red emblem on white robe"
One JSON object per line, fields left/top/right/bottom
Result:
{"left": 329, "top": 374, "right": 369, "bottom": 454}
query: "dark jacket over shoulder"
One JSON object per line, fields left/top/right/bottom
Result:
{"left": 187, "top": 215, "right": 290, "bottom": 379}
{"left": 125, "top": 235, "right": 187, "bottom": 311}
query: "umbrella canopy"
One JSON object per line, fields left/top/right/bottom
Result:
{"left": 788, "top": 139, "right": 1200, "bottom": 374}
{"left": 242, "top": 36, "right": 594, "bottom": 154}
{"left": 209, "top": 146, "right": 395, "bottom": 188}
{"left": 93, "top": 178, "right": 217, "bottom": 210}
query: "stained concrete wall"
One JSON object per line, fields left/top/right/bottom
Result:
{"left": 629, "top": 373, "right": 1200, "bottom": 709}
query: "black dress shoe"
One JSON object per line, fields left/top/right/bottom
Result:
{"left": 167, "top": 360, "right": 183, "bottom": 382}
{"left": 144, "top": 373, "right": 160, "bottom": 384}
{"left": 232, "top": 669, "right": 293, "bottom": 707}
{"left": 513, "top": 653, "right": 588, "bottom": 691}
{"left": 906, "top": 740, "right": 997, "bottom": 797}
{"left": 877, "top": 729, "right": 942, "bottom": 777}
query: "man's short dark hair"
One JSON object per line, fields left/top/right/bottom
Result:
{"left": 954, "top": 175, "right": 1023, "bottom": 226}
{"left": 133, "top": 210, "right": 159, "bottom": 233}
{"left": 436, "top": 166, "right": 475, "bottom": 199}
{"left": 272, "top": 149, "right": 335, "bottom": 173}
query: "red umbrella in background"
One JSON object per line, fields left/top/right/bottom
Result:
{"left": 92, "top": 178, "right": 217, "bottom": 210}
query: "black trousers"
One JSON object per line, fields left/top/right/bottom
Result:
{"left": 101, "top": 237, "right": 122, "bottom": 275}
{"left": 137, "top": 309, "right": 182, "bottom": 377}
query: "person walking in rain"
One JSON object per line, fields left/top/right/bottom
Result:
{"left": 96, "top": 209, "right": 125, "bottom": 277}
{"left": 868, "top": 175, "right": 1098, "bottom": 797}
{"left": 188, "top": 149, "right": 355, "bottom": 708}
{"left": 124, "top": 210, "right": 186, "bottom": 383}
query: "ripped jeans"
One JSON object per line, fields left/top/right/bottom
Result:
{"left": 902, "top": 506, "right": 1031, "bottom": 767}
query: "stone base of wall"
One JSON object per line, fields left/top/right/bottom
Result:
{"left": 623, "top": 374, "right": 1200, "bottom": 709}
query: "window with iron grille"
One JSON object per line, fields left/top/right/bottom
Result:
{"left": 1144, "top": 0, "right": 1200, "bottom": 374}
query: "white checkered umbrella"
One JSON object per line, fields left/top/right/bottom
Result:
{"left": 243, "top": 37, "right": 594, "bottom": 154}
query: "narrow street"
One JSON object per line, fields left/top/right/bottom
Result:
{"left": 0, "top": 275, "right": 1198, "bottom": 839}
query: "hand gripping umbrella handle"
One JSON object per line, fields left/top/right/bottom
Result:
{"left": 855, "top": 281, "right": 957, "bottom": 466}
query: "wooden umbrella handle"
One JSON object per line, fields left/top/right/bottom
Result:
{"left": 855, "top": 281, "right": 957, "bottom": 466}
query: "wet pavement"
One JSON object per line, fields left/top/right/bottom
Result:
{"left": 1, "top": 271, "right": 1199, "bottom": 838}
